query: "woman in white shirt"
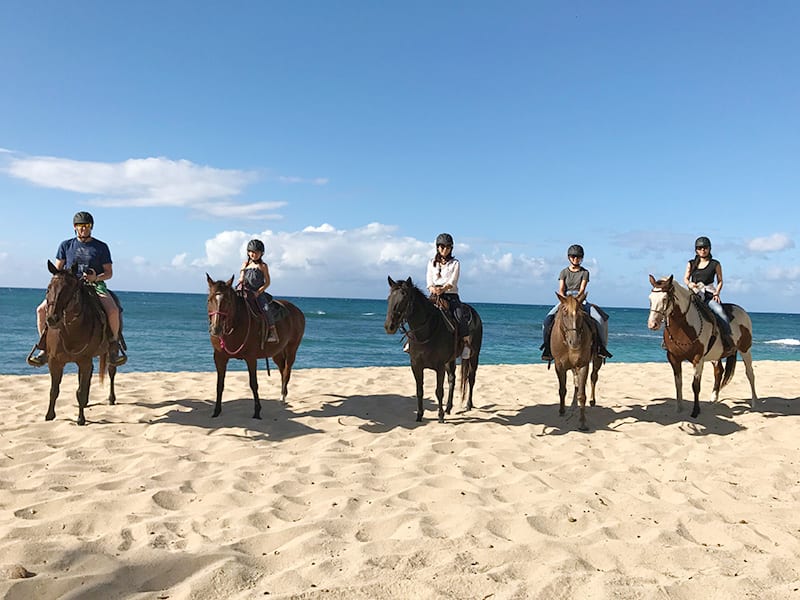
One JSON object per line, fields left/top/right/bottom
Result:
{"left": 426, "top": 233, "right": 471, "bottom": 359}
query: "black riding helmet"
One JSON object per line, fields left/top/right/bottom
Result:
{"left": 73, "top": 211, "right": 94, "bottom": 226}
{"left": 695, "top": 236, "right": 711, "bottom": 249}
{"left": 436, "top": 233, "right": 454, "bottom": 247}
{"left": 247, "top": 239, "right": 265, "bottom": 253}
{"left": 567, "top": 244, "right": 584, "bottom": 258}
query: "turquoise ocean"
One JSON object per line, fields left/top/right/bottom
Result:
{"left": 2, "top": 287, "right": 798, "bottom": 376}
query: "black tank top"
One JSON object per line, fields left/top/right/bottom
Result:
{"left": 689, "top": 258, "right": 719, "bottom": 286}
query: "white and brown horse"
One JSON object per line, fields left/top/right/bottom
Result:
{"left": 647, "top": 274, "right": 757, "bottom": 418}
{"left": 550, "top": 292, "right": 603, "bottom": 431}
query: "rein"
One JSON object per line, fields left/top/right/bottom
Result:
{"left": 655, "top": 286, "right": 708, "bottom": 351}
{"left": 394, "top": 289, "right": 436, "bottom": 346}
{"left": 208, "top": 291, "right": 252, "bottom": 355}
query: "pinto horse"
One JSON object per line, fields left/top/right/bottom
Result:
{"left": 647, "top": 275, "right": 757, "bottom": 418}
{"left": 206, "top": 274, "right": 305, "bottom": 419}
{"left": 41, "top": 260, "right": 120, "bottom": 425}
{"left": 384, "top": 276, "right": 483, "bottom": 423}
{"left": 550, "top": 292, "right": 603, "bottom": 431}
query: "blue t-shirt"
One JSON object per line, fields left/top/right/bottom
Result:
{"left": 56, "top": 237, "right": 112, "bottom": 277}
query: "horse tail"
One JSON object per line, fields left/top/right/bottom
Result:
{"left": 460, "top": 358, "right": 472, "bottom": 406}
{"left": 99, "top": 353, "right": 107, "bottom": 385}
{"left": 720, "top": 354, "right": 737, "bottom": 388}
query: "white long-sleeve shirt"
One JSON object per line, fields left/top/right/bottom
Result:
{"left": 426, "top": 257, "right": 461, "bottom": 295}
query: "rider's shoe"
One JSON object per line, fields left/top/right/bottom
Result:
{"left": 598, "top": 345, "right": 613, "bottom": 359}
{"left": 541, "top": 351, "right": 553, "bottom": 361}
{"left": 403, "top": 341, "right": 410, "bottom": 353}
{"left": 461, "top": 345, "right": 471, "bottom": 360}
{"left": 721, "top": 334, "right": 736, "bottom": 356}
{"left": 267, "top": 327, "right": 279, "bottom": 343}
{"left": 27, "top": 346, "right": 47, "bottom": 367}
{"left": 108, "top": 340, "right": 127, "bottom": 367}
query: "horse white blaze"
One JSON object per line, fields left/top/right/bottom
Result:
{"left": 647, "top": 290, "right": 667, "bottom": 330}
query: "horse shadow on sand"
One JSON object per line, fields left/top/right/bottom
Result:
{"left": 117, "top": 391, "right": 800, "bottom": 441}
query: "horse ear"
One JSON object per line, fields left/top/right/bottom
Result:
{"left": 206, "top": 273, "right": 215, "bottom": 287}
{"left": 405, "top": 277, "right": 413, "bottom": 286}
{"left": 556, "top": 291, "right": 567, "bottom": 302}
{"left": 648, "top": 274, "right": 657, "bottom": 287}
{"left": 666, "top": 275, "right": 674, "bottom": 286}
{"left": 226, "top": 275, "right": 235, "bottom": 287}
{"left": 388, "top": 275, "right": 396, "bottom": 287}
{"left": 48, "top": 260, "right": 58, "bottom": 275}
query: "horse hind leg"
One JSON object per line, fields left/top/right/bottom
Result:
{"left": 690, "top": 362, "right": 704, "bottom": 419}
{"left": 445, "top": 362, "right": 456, "bottom": 415}
{"left": 107, "top": 363, "right": 117, "bottom": 406}
{"left": 435, "top": 369, "right": 446, "bottom": 423}
{"left": 412, "top": 364, "right": 425, "bottom": 422}
{"left": 740, "top": 349, "right": 758, "bottom": 408}
{"left": 246, "top": 358, "right": 262, "bottom": 419}
{"left": 711, "top": 361, "right": 724, "bottom": 403}
{"left": 589, "top": 356, "right": 602, "bottom": 407}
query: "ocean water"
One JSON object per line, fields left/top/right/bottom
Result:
{"left": 1, "top": 287, "right": 798, "bottom": 376}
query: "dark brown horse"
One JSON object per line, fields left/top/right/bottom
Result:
{"left": 41, "top": 260, "right": 120, "bottom": 425}
{"left": 648, "top": 274, "right": 757, "bottom": 418}
{"left": 206, "top": 274, "right": 306, "bottom": 419}
{"left": 384, "top": 276, "right": 483, "bottom": 423}
{"left": 550, "top": 292, "right": 603, "bottom": 431}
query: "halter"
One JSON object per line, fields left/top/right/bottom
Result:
{"left": 391, "top": 286, "right": 435, "bottom": 346}
{"left": 208, "top": 288, "right": 252, "bottom": 355}
{"left": 652, "top": 285, "right": 707, "bottom": 351}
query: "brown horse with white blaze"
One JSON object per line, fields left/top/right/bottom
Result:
{"left": 206, "top": 274, "right": 305, "bottom": 419}
{"left": 550, "top": 292, "right": 603, "bottom": 431}
{"left": 647, "top": 274, "right": 757, "bottom": 418}
{"left": 41, "top": 260, "right": 120, "bottom": 425}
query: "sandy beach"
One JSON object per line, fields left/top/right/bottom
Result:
{"left": 1, "top": 361, "right": 798, "bottom": 599}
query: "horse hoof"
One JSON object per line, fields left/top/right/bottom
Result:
{"left": 212, "top": 411, "right": 221, "bottom": 418}
{"left": 45, "top": 413, "right": 55, "bottom": 421}
{"left": 589, "top": 400, "right": 596, "bottom": 407}
{"left": 77, "top": 418, "right": 86, "bottom": 426}
{"left": 579, "top": 425, "right": 589, "bottom": 432}
{"left": 253, "top": 414, "right": 262, "bottom": 420}
{"left": 558, "top": 409, "right": 565, "bottom": 416}
{"left": 415, "top": 414, "right": 423, "bottom": 422}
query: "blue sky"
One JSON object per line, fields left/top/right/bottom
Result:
{"left": 1, "top": 1, "right": 798, "bottom": 312}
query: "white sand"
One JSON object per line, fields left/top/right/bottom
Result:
{"left": 0, "top": 361, "right": 798, "bottom": 599}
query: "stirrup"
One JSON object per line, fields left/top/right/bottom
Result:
{"left": 108, "top": 341, "right": 127, "bottom": 367}
{"left": 267, "top": 331, "right": 279, "bottom": 343}
{"left": 460, "top": 346, "right": 471, "bottom": 360}
{"left": 27, "top": 346, "right": 47, "bottom": 367}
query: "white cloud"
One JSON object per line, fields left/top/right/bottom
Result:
{"left": 3, "top": 152, "right": 295, "bottom": 220}
{"left": 277, "top": 175, "right": 329, "bottom": 186}
{"left": 764, "top": 266, "right": 800, "bottom": 281}
{"left": 747, "top": 233, "right": 794, "bottom": 253}
{"left": 171, "top": 253, "right": 188, "bottom": 268}
{"left": 192, "top": 223, "right": 557, "bottom": 301}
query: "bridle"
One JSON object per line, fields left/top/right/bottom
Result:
{"left": 651, "top": 284, "right": 706, "bottom": 349}
{"left": 557, "top": 303, "right": 587, "bottom": 345}
{"left": 390, "top": 286, "right": 435, "bottom": 345}
{"left": 208, "top": 286, "right": 252, "bottom": 355}
{"left": 47, "top": 272, "right": 96, "bottom": 355}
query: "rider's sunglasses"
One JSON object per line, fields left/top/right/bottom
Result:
{"left": 75, "top": 223, "right": 92, "bottom": 228}
{"left": 437, "top": 244, "right": 452, "bottom": 249}
{"left": 568, "top": 254, "right": 582, "bottom": 259}
{"left": 696, "top": 246, "right": 709, "bottom": 250}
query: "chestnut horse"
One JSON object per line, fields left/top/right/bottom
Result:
{"left": 550, "top": 292, "right": 603, "bottom": 431}
{"left": 384, "top": 276, "right": 483, "bottom": 423}
{"left": 41, "top": 260, "right": 121, "bottom": 425}
{"left": 206, "top": 274, "right": 305, "bottom": 419}
{"left": 647, "top": 275, "right": 757, "bottom": 418}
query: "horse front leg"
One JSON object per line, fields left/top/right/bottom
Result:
{"left": 667, "top": 353, "right": 683, "bottom": 413}
{"left": 213, "top": 352, "right": 229, "bottom": 418}
{"left": 412, "top": 363, "right": 425, "bottom": 422}
{"left": 444, "top": 361, "right": 456, "bottom": 415}
{"left": 556, "top": 365, "right": 568, "bottom": 416}
{"left": 75, "top": 360, "right": 93, "bottom": 426}
{"left": 575, "top": 365, "right": 589, "bottom": 431}
{"left": 246, "top": 358, "right": 261, "bottom": 419}
{"left": 691, "top": 361, "right": 705, "bottom": 419}
{"left": 46, "top": 363, "right": 65, "bottom": 421}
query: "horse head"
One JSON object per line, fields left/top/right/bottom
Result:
{"left": 45, "top": 260, "right": 83, "bottom": 329}
{"left": 385, "top": 276, "right": 416, "bottom": 334}
{"left": 647, "top": 274, "right": 675, "bottom": 330}
{"left": 206, "top": 273, "right": 237, "bottom": 336}
{"left": 555, "top": 291, "right": 588, "bottom": 349}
